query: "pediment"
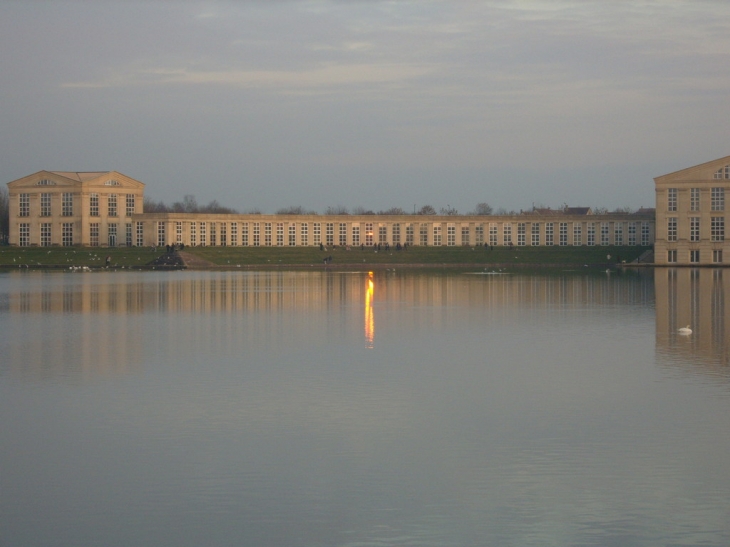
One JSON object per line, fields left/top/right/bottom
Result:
{"left": 6, "top": 170, "right": 84, "bottom": 189}
{"left": 7, "top": 170, "right": 145, "bottom": 190}
{"left": 654, "top": 155, "right": 730, "bottom": 184}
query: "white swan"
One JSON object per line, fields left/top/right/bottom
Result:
{"left": 678, "top": 325, "right": 692, "bottom": 335}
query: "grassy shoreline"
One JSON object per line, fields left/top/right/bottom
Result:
{"left": 0, "top": 245, "right": 652, "bottom": 270}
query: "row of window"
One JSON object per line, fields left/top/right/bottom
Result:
{"left": 18, "top": 193, "right": 136, "bottom": 218}
{"left": 17, "top": 222, "right": 144, "bottom": 247}
{"left": 667, "top": 187, "right": 725, "bottom": 212}
{"left": 666, "top": 217, "right": 725, "bottom": 241}
{"left": 667, "top": 249, "right": 724, "bottom": 264}
{"left": 154, "top": 221, "right": 652, "bottom": 247}
{"left": 18, "top": 223, "right": 74, "bottom": 246}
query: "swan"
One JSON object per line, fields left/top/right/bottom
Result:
{"left": 678, "top": 325, "right": 692, "bottom": 335}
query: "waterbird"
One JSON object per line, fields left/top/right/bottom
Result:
{"left": 678, "top": 325, "right": 692, "bottom": 335}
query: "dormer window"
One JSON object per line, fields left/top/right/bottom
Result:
{"left": 714, "top": 165, "right": 730, "bottom": 179}
{"left": 36, "top": 179, "right": 56, "bottom": 185}
{"left": 105, "top": 180, "right": 121, "bottom": 186}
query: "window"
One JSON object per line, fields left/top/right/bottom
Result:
{"left": 713, "top": 250, "right": 723, "bottom": 264}
{"left": 36, "top": 179, "right": 55, "bottom": 186}
{"left": 446, "top": 225, "right": 455, "bottom": 246}
{"left": 364, "top": 223, "right": 373, "bottom": 246}
{"left": 714, "top": 165, "right": 730, "bottom": 179}
{"left": 667, "top": 249, "right": 677, "bottom": 263}
{"left": 690, "top": 249, "right": 700, "bottom": 264}
{"left": 40, "top": 223, "right": 52, "bottom": 247}
{"left": 253, "top": 223, "right": 260, "bottom": 246}
{"left": 573, "top": 224, "right": 582, "bottom": 246}
{"left": 379, "top": 225, "right": 387, "bottom": 244}
{"left": 545, "top": 223, "right": 554, "bottom": 246}
{"left": 517, "top": 223, "right": 526, "bottom": 246}
{"left": 667, "top": 188, "right": 677, "bottom": 211}
{"left": 446, "top": 224, "right": 456, "bottom": 246}
{"left": 587, "top": 223, "right": 595, "bottom": 246}
{"left": 61, "top": 193, "right": 74, "bottom": 216}
{"left": 339, "top": 223, "right": 347, "bottom": 246}
{"left": 40, "top": 193, "right": 51, "bottom": 217}
{"left": 300, "top": 223, "right": 308, "bottom": 246}
{"left": 190, "top": 222, "right": 197, "bottom": 246}
{"left": 475, "top": 224, "right": 484, "bottom": 245}
{"left": 313, "top": 223, "right": 321, "bottom": 245}
{"left": 90, "top": 193, "right": 99, "bottom": 217}
{"left": 712, "top": 187, "right": 724, "bottom": 211}
{"left": 406, "top": 224, "right": 415, "bottom": 246}
{"left": 210, "top": 222, "right": 217, "bottom": 246}
{"left": 105, "top": 180, "right": 120, "bottom": 186}
{"left": 230, "top": 223, "right": 238, "bottom": 246}
{"left": 326, "top": 223, "right": 334, "bottom": 246}
{"left": 461, "top": 225, "right": 469, "bottom": 245}
{"left": 108, "top": 194, "right": 117, "bottom": 217}
{"left": 614, "top": 222, "right": 623, "bottom": 246}
{"left": 176, "top": 221, "right": 183, "bottom": 244}
{"left": 690, "top": 188, "right": 700, "bottom": 211}
{"left": 90, "top": 223, "right": 99, "bottom": 246}
{"left": 126, "top": 223, "right": 133, "bottom": 246}
{"left": 126, "top": 194, "right": 135, "bottom": 216}
{"left": 157, "top": 222, "right": 165, "bottom": 247}
{"left": 241, "top": 223, "right": 248, "bottom": 246}
{"left": 690, "top": 217, "right": 700, "bottom": 242}
{"left": 667, "top": 218, "right": 677, "bottom": 242}
{"left": 19, "top": 194, "right": 30, "bottom": 217}
{"left": 136, "top": 222, "right": 144, "bottom": 247}
{"left": 531, "top": 223, "right": 540, "bottom": 246}
{"left": 711, "top": 217, "right": 724, "bottom": 241}
{"left": 392, "top": 223, "right": 401, "bottom": 244}
{"left": 19, "top": 223, "right": 30, "bottom": 246}
{"left": 264, "top": 222, "right": 271, "bottom": 246}
{"left": 220, "top": 223, "right": 227, "bottom": 246}
{"left": 289, "top": 224, "right": 296, "bottom": 246}
{"left": 277, "top": 223, "right": 284, "bottom": 246}
{"left": 559, "top": 222, "right": 568, "bottom": 246}
{"left": 62, "top": 223, "right": 73, "bottom": 246}
{"left": 641, "top": 222, "right": 650, "bottom": 246}
{"left": 352, "top": 225, "right": 360, "bottom": 245}
{"left": 108, "top": 223, "right": 117, "bottom": 246}
{"left": 600, "top": 222, "right": 610, "bottom": 246}
{"left": 200, "top": 222, "right": 207, "bottom": 246}
{"left": 503, "top": 223, "right": 512, "bottom": 245}
{"left": 420, "top": 224, "right": 428, "bottom": 246}
{"left": 628, "top": 222, "right": 636, "bottom": 246}
{"left": 433, "top": 225, "right": 442, "bottom": 246}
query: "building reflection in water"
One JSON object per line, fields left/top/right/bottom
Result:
{"left": 655, "top": 268, "right": 730, "bottom": 373}
{"left": 2, "top": 269, "right": 659, "bottom": 381}
{"left": 365, "top": 272, "right": 374, "bottom": 349}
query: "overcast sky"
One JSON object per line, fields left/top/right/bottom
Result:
{"left": 2, "top": 0, "right": 729, "bottom": 213}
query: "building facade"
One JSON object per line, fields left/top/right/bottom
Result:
{"left": 654, "top": 155, "right": 730, "bottom": 265}
{"left": 6, "top": 170, "right": 654, "bottom": 251}
{"left": 7, "top": 171, "right": 144, "bottom": 247}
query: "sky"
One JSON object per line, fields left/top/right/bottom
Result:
{"left": 2, "top": 0, "right": 729, "bottom": 214}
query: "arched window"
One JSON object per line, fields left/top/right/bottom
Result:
{"left": 105, "top": 180, "right": 121, "bottom": 186}
{"left": 36, "top": 179, "right": 56, "bottom": 185}
{"left": 714, "top": 165, "right": 730, "bottom": 179}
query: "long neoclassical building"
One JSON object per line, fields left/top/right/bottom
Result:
{"left": 654, "top": 154, "right": 730, "bottom": 265}
{"left": 8, "top": 169, "right": 656, "bottom": 251}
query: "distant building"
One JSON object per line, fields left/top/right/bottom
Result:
{"left": 7, "top": 170, "right": 654, "bottom": 250}
{"left": 654, "top": 155, "right": 730, "bottom": 265}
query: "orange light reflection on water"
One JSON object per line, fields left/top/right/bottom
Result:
{"left": 365, "top": 272, "right": 374, "bottom": 349}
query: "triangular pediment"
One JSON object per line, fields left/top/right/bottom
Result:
{"left": 6, "top": 170, "right": 85, "bottom": 189}
{"left": 654, "top": 155, "right": 730, "bottom": 184}
{"left": 7, "top": 170, "right": 145, "bottom": 190}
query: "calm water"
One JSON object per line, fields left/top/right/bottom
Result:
{"left": 0, "top": 268, "right": 729, "bottom": 547}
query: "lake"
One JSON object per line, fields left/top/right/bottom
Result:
{"left": 1, "top": 268, "right": 729, "bottom": 547}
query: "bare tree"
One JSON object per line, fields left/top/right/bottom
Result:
{"left": 471, "top": 202, "right": 493, "bottom": 215}
{"left": 277, "top": 205, "right": 305, "bottom": 215}
{"left": 417, "top": 205, "right": 437, "bottom": 215}
{"left": 378, "top": 207, "right": 407, "bottom": 215}
{"left": 325, "top": 205, "right": 349, "bottom": 215}
{"left": 352, "top": 206, "right": 375, "bottom": 215}
{"left": 440, "top": 205, "right": 459, "bottom": 216}
{"left": 143, "top": 196, "right": 170, "bottom": 213}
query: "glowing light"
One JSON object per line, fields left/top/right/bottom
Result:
{"left": 364, "top": 273, "right": 374, "bottom": 348}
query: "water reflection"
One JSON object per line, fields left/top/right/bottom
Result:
{"left": 365, "top": 272, "right": 374, "bottom": 348}
{"left": 655, "top": 268, "right": 730, "bottom": 374}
